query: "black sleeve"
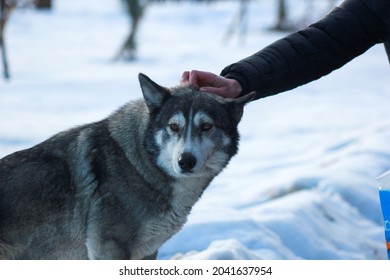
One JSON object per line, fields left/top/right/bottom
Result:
{"left": 221, "top": 0, "right": 390, "bottom": 99}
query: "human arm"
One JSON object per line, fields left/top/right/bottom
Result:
{"left": 182, "top": 0, "right": 390, "bottom": 99}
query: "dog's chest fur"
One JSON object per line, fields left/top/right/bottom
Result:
{"left": 131, "top": 178, "right": 209, "bottom": 259}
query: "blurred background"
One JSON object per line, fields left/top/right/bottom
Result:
{"left": 0, "top": 0, "right": 340, "bottom": 81}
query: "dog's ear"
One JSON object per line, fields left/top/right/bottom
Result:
{"left": 228, "top": 91, "right": 256, "bottom": 123}
{"left": 139, "top": 73, "right": 171, "bottom": 114}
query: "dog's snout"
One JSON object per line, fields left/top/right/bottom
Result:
{"left": 178, "top": 153, "right": 197, "bottom": 172}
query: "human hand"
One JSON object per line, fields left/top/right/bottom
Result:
{"left": 180, "top": 70, "right": 242, "bottom": 98}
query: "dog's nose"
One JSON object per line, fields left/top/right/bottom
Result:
{"left": 178, "top": 153, "right": 197, "bottom": 172}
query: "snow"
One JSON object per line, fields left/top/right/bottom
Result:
{"left": 1, "top": 0, "right": 389, "bottom": 260}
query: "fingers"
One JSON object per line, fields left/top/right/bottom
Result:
{"left": 181, "top": 70, "right": 214, "bottom": 87}
{"left": 188, "top": 70, "right": 203, "bottom": 86}
{"left": 199, "top": 86, "right": 238, "bottom": 98}
{"left": 180, "top": 70, "right": 203, "bottom": 85}
{"left": 180, "top": 70, "right": 242, "bottom": 98}
{"left": 180, "top": 71, "right": 190, "bottom": 84}
{"left": 198, "top": 86, "right": 219, "bottom": 94}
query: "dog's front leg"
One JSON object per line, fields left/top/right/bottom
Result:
{"left": 142, "top": 251, "right": 158, "bottom": 260}
{"left": 86, "top": 237, "right": 131, "bottom": 260}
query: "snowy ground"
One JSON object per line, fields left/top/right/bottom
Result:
{"left": 1, "top": 0, "right": 389, "bottom": 260}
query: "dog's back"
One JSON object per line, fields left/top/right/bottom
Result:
{"left": 0, "top": 121, "right": 117, "bottom": 259}
{"left": 0, "top": 125, "right": 91, "bottom": 259}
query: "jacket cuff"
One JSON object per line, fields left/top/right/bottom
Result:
{"left": 220, "top": 66, "right": 253, "bottom": 98}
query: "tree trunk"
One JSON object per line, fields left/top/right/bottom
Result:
{"left": 35, "top": 0, "right": 52, "bottom": 9}
{"left": 274, "top": 0, "right": 287, "bottom": 31}
{"left": 114, "top": 0, "right": 147, "bottom": 61}
{"left": 223, "top": 0, "right": 249, "bottom": 45}
{"left": 0, "top": 0, "right": 12, "bottom": 80}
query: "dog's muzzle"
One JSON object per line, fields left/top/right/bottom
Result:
{"left": 178, "top": 152, "right": 197, "bottom": 173}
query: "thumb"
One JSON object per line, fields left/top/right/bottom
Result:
{"left": 199, "top": 87, "right": 225, "bottom": 96}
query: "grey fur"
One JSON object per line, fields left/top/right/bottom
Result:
{"left": 0, "top": 73, "right": 254, "bottom": 259}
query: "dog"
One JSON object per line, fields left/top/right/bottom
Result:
{"left": 0, "top": 73, "right": 254, "bottom": 259}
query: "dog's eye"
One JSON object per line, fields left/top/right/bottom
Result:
{"left": 169, "top": 123, "right": 180, "bottom": 132}
{"left": 200, "top": 123, "right": 213, "bottom": 132}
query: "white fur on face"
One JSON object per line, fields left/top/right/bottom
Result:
{"left": 155, "top": 111, "right": 232, "bottom": 178}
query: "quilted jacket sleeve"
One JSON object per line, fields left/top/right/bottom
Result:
{"left": 220, "top": 0, "right": 390, "bottom": 99}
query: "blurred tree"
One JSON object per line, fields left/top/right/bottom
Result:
{"left": 272, "top": 0, "right": 288, "bottom": 31}
{"left": 272, "top": 0, "right": 337, "bottom": 31}
{"left": 0, "top": 0, "right": 16, "bottom": 80}
{"left": 114, "top": 0, "right": 148, "bottom": 61}
{"left": 34, "top": 0, "right": 51, "bottom": 9}
{"left": 223, "top": 0, "right": 249, "bottom": 45}
{"left": 0, "top": 0, "right": 51, "bottom": 80}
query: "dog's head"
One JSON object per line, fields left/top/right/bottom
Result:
{"left": 139, "top": 73, "right": 254, "bottom": 179}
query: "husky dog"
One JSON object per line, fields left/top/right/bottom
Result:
{"left": 0, "top": 74, "right": 254, "bottom": 259}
